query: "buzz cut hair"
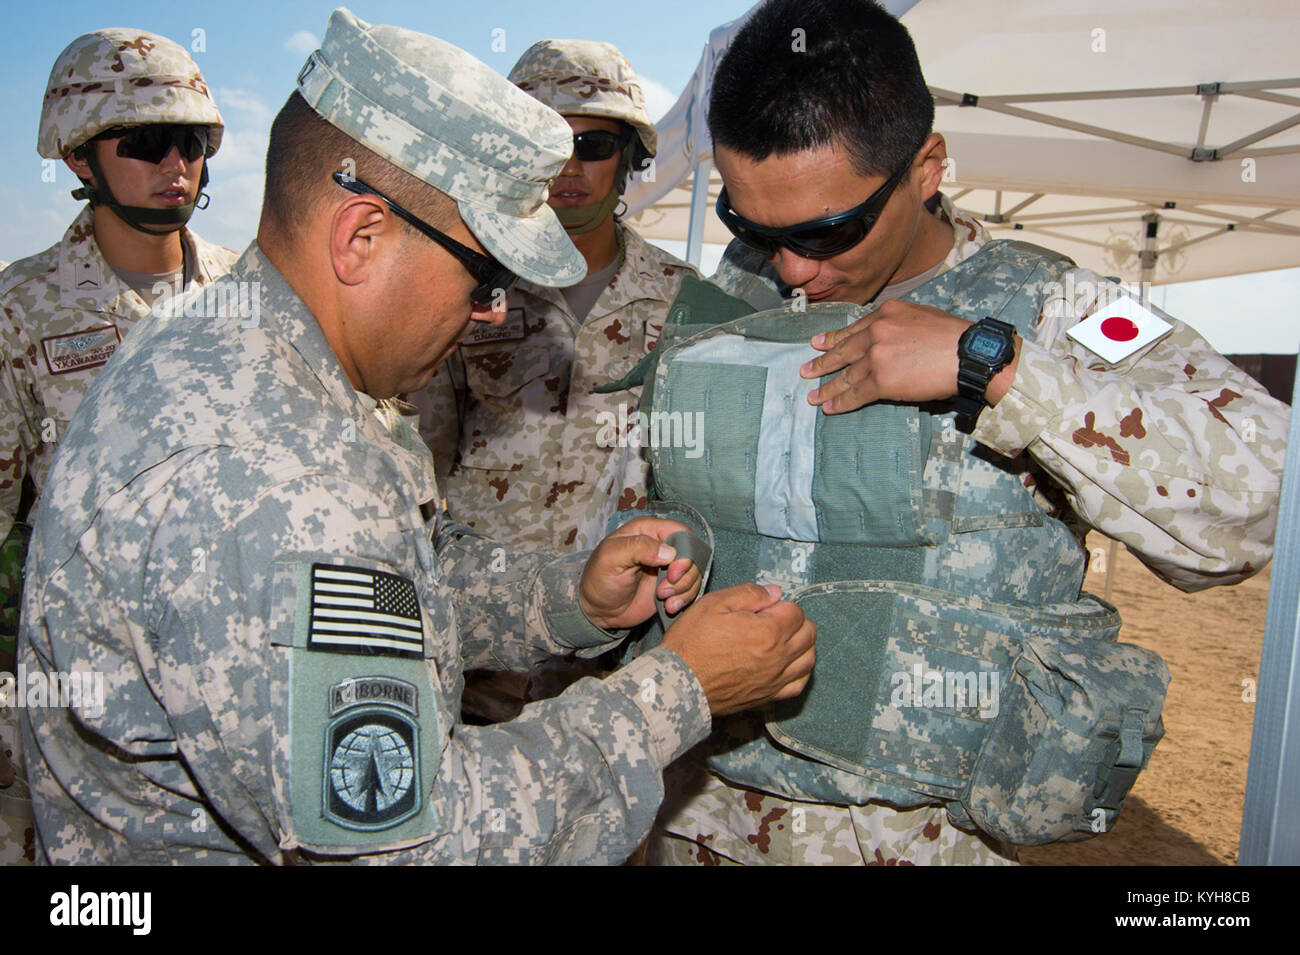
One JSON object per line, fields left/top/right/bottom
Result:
{"left": 708, "top": 0, "right": 935, "bottom": 178}
{"left": 261, "top": 91, "right": 459, "bottom": 240}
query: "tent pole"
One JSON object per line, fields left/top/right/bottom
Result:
{"left": 685, "top": 157, "right": 713, "bottom": 268}
{"left": 1240, "top": 355, "right": 1300, "bottom": 864}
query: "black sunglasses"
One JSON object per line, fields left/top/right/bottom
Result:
{"left": 715, "top": 157, "right": 914, "bottom": 259}
{"left": 93, "top": 124, "right": 209, "bottom": 165}
{"left": 572, "top": 130, "right": 630, "bottom": 162}
{"left": 333, "top": 172, "right": 517, "bottom": 308}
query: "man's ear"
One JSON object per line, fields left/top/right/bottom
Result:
{"left": 329, "top": 195, "right": 398, "bottom": 287}
{"left": 64, "top": 148, "right": 93, "bottom": 183}
{"left": 913, "top": 132, "right": 948, "bottom": 202}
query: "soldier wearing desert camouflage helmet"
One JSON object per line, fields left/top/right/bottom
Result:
{"left": 412, "top": 39, "right": 698, "bottom": 720}
{"left": 415, "top": 40, "right": 698, "bottom": 554}
{"left": 16, "top": 9, "right": 814, "bottom": 864}
{"left": 0, "top": 27, "right": 236, "bottom": 867}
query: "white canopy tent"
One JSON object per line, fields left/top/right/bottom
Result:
{"left": 624, "top": 0, "right": 1300, "bottom": 286}
{"left": 622, "top": 0, "right": 1300, "bottom": 865}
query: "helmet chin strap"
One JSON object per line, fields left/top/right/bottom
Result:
{"left": 555, "top": 147, "right": 634, "bottom": 236}
{"left": 71, "top": 148, "right": 210, "bottom": 235}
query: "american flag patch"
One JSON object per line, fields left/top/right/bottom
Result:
{"left": 307, "top": 564, "right": 424, "bottom": 658}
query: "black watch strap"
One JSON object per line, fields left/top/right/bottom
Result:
{"left": 955, "top": 318, "right": 1016, "bottom": 433}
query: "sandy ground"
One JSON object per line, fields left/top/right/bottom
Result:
{"left": 1020, "top": 534, "right": 1272, "bottom": 866}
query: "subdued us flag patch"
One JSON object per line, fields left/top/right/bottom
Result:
{"left": 308, "top": 563, "right": 424, "bottom": 658}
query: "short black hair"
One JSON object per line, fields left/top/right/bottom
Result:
{"left": 261, "top": 91, "right": 458, "bottom": 241}
{"left": 709, "top": 0, "right": 934, "bottom": 178}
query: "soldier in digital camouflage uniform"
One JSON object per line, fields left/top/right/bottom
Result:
{"left": 640, "top": 0, "right": 1290, "bottom": 865}
{"left": 0, "top": 28, "right": 236, "bottom": 868}
{"left": 412, "top": 40, "right": 698, "bottom": 719}
{"left": 16, "top": 8, "right": 815, "bottom": 865}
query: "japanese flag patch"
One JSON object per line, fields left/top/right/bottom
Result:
{"left": 1066, "top": 294, "right": 1173, "bottom": 365}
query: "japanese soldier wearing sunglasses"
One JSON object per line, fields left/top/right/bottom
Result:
{"left": 0, "top": 28, "right": 237, "bottom": 866}
{"left": 617, "top": 0, "right": 1289, "bottom": 866}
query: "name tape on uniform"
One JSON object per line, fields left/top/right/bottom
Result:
{"left": 463, "top": 307, "right": 525, "bottom": 345}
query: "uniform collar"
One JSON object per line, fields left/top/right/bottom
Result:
{"left": 516, "top": 222, "right": 684, "bottom": 321}
{"left": 229, "top": 243, "right": 439, "bottom": 506}
{"left": 587, "top": 225, "right": 683, "bottom": 320}
{"left": 57, "top": 205, "right": 232, "bottom": 315}
{"left": 935, "top": 192, "right": 992, "bottom": 269}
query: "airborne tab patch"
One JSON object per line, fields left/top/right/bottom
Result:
{"left": 308, "top": 563, "right": 424, "bottom": 658}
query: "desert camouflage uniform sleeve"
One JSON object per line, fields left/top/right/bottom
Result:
{"left": 157, "top": 472, "right": 707, "bottom": 864}
{"left": 0, "top": 308, "right": 38, "bottom": 543}
{"left": 973, "top": 269, "right": 1290, "bottom": 590}
{"left": 432, "top": 510, "right": 628, "bottom": 669}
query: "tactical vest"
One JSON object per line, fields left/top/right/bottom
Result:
{"left": 612, "top": 241, "right": 1169, "bottom": 845}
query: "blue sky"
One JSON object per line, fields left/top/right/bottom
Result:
{"left": 2, "top": 0, "right": 1296, "bottom": 359}
{"left": 0, "top": 0, "right": 754, "bottom": 261}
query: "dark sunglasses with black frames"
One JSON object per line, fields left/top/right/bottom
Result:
{"left": 571, "top": 129, "right": 631, "bottom": 162}
{"left": 715, "top": 155, "right": 914, "bottom": 260}
{"left": 332, "top": 172, "right": 517, "bottom": 308}
{"left": 90, "top": 124, "right": 210, "bottom": 165}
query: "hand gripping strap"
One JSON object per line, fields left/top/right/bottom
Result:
{"left": 655, "top": 529, "right": 713, "bottom": 632}
{"left": 607, "top": 501, "right": 715, "bottom": 652}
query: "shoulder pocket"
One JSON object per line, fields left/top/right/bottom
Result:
{"left": 269, "top": 558, "right": 447, "bottom": 855}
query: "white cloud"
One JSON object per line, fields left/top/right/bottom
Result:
{"left": 639, "top": 76, "right": 680, "bottom": 124}
{"left": 203, "top": 87, "right": 272, "bottom": 248}
{"left": 0, "top": 178, "right": 82, "bottom": 263}
{"left": 284, "top": 30, "right": 319, "bottom": 57}
{"left": 208, "top": 88, "right": 273, "bottom": 195}
{"left": 214, "top": 87, "right": 274, "bottom": 127}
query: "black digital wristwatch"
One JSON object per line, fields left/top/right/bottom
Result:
{"left": 954, "top": 317, "right": 1017, "bottom": 434}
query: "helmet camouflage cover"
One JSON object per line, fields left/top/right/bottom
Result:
{"left": 38, "top": 28, "right": 224, "bottom": 159}
{"left": 508, "top": 39, "right": 657, "bottom": 162}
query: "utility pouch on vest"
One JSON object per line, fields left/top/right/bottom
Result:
{"left": 962, "top": 631, "right": 1168, "bottom": 844}
{"left": 754, "top": 580, "right": 1164, "bottom": 829}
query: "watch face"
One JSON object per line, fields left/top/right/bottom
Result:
{"left": 967, "top": 330, "right": 1008, "bottom": 362}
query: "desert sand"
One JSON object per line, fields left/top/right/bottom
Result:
{"left": 1020, "top": 534, "right": 1272, "bottom": 866}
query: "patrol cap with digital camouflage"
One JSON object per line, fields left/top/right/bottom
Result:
{"left": 295, "top": 8, "right": 585, "bottom": 287}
